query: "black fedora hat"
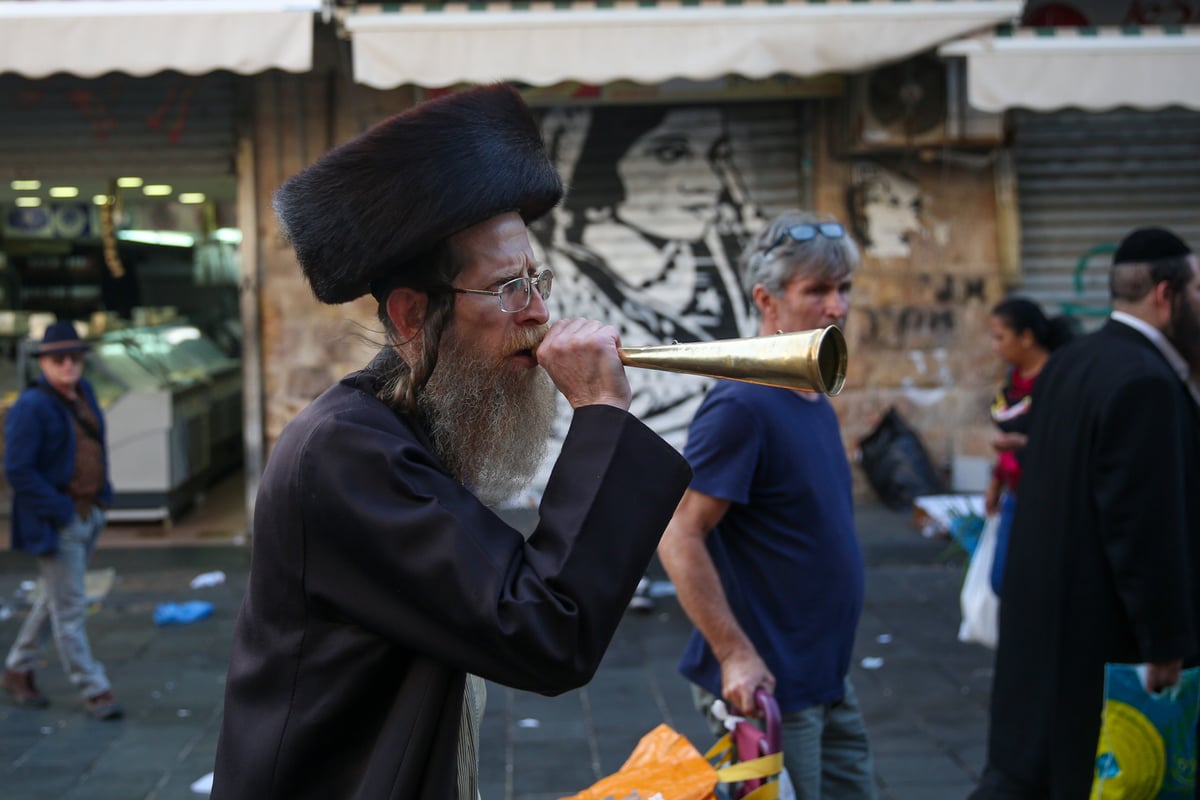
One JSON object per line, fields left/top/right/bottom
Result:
{"left": 273, "top": 83, "right": 563, "bottom": 305}
{"left": 34, "top": 321, "right": 90, "bottom": 357}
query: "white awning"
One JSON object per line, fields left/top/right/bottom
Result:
{"left": 941, "top": 25, "right": 1200, "bottom": 112}
{"left": 0, "top": 1, "right": 320, "bottom": 79}
{"left": 343, "top": 0, "right": 1024, "bottom": 90}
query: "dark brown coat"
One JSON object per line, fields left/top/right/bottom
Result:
{"left": 211, "top": 365, "right": 691, "bottom": 799}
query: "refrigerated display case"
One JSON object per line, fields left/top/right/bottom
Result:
{"left": 111, "top": 324, "right": 243, "bottom": 482}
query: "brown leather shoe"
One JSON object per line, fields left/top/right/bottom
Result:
{"left": 84, "top": 690, "right": 123, "bottom": 721}
{"left": 2, "top": 668, "right": 49, "bottom": 709}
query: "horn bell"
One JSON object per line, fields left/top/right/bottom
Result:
{"left": 618, "top": 326, "right": 848, "bottom": 396}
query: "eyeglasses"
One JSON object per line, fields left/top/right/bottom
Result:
{"left": 762, "top": 222, "right": 845, "bottom": 258}
{"left": 46, "top": 352, "right": 85, "bottom": 365}
{"left": 451, "top": 268, "right": 553, "bottom": 313}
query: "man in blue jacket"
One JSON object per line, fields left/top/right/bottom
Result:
{"left": 3, "top": 320, "right": 122, "bottom": 720}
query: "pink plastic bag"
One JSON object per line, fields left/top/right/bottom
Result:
{"left": 729, "top": 689, "right": 782, "bottom": 799}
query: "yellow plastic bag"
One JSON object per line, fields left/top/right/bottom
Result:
{"left": 706, "top": 726, "right": 786, "bottom": 800}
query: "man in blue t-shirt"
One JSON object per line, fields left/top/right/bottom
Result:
{"left": 659, "top": 210, "right": 875, "bottom": 799}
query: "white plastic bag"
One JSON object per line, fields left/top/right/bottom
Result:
{"left": 958, "top": 513, "right": 1001, "bottom": 649}
{"left": 777, "top": 766, "right": 797, "bottom": 800}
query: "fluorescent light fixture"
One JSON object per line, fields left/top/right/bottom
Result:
{"left": 10, "top": 180, "right": 40, "bottom": 191}
{"left": 48, "top": 186, "right": 79, "bottom": 198}
{"left": 15, "top": 197, "right": 41, "bottom": 208}
{"left": 143, "top": 185, "right": 173, "bottom": 197}
{"left": 93, "top": 194, "right": 110, "bottom": 206}
{"left": 116, "top": 177, "right": 143, "bottom": 188}
{"left": 117, "top": 230, "right": 195, "bottom": 248}
{"left": 178, "top": 192, "right": 206, "bottom": 204}
{"left": 213, "top": 228, "right": 243, "bottom": 245}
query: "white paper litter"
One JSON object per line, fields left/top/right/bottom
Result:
{"left": 190, "top": 772, "right": 214, "bottom": 795}
{"left": 189, "top": 571, "right": 226, "bottom": 589}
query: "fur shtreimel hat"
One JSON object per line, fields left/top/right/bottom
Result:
{"left": 274, "top": 84, "right": 563, "bottom": 304}
{"left": 1113, "top": 227, "right": 1193, "bottom": 266}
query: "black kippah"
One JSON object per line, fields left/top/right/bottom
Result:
{"left": 1113, "top": 227, "right": 1192, "bottom": 265}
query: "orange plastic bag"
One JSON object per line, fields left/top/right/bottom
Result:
{"left": 559, "top": 723, "right": 719, "bottom": 800}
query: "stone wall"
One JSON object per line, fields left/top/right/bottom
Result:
{"left": 813, "top": 111, "right": 1007, "bottom": 502}
{"left": 250, "top": 31, "right": 416, "bottom": 454}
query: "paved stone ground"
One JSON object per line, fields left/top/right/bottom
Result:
{"left": 0, "top": 508, "right": 993, "bottom": 800}
{"left": 0, "top": 548, "right": 246, "bottom": 800}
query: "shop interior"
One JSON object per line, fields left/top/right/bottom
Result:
{"left": 0, "top": 176, "right": 246, "bottom": 545}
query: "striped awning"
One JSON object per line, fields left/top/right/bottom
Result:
{"left": 343, "top": 0, "right": 1023, "bottom": 89}
{"left": 0, "top": 1, "right": 320, "bottom": 79}
{"left": 941, "top": 25, "right": 1200, "bottom": 112}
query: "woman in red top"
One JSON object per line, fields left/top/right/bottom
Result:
{"left": 986, "top": 297, "right": 1075, "bottom": 593}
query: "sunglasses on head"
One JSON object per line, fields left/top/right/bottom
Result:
{"left": 46, "top": 351, "right": 85, "bottom": 365}
{"left": 762, "top": 222, "right": 845, "bottom": 258}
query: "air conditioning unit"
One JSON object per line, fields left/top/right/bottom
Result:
{"left": 841, "top": 54, "right": 1004, "bottom": 153}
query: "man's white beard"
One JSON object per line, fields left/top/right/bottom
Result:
{"left": 418, "top": 332, "right": 557, "bottom": 505}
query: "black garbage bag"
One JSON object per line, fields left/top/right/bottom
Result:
{"left": 857, "top": 407, "right": 946, "bottom": 510}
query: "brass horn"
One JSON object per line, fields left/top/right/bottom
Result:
{"left": 618, "top": 326, "right": 848, "bottom": 397}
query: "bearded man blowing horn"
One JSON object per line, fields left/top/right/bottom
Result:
{"left": 211, "top": 85, "right": 691, "bottom": 800}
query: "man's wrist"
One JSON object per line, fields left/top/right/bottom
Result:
{"left": 713, "top": 639, "right": 757, "bottom": 664}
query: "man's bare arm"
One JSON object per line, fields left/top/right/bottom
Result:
{"left": 657, "top": 489, "right": 775, "bottom": 715}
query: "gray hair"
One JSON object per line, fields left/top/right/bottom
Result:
{"left": 374, "top": 242, "right": 463, "bottom": 414}
{"left": 1110, "top": 254, "right": 1196, "bottom": 304}
{"left": 739, "top": 211, "right": 860, "bottom": 305}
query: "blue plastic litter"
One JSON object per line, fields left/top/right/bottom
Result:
{"left": 154, "top": 601, "right": 214, "bottom": 626}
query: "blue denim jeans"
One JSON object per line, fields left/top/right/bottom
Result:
{"left": 693, "top": 676, "right": 877, "bottom": 800}
{"left": 6, "top": 507, "right": 111, "bottom": 699}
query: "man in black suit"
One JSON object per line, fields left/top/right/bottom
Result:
{"left": 971, "top": 227, "right": 1200, "bottom": 799}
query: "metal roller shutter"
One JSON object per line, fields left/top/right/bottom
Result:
{"left": 1012, "top": 108, "right": 1200, "bottom": 323}
{"left": 527, "top": 100, "right": 809, "bottom": 470}
{"left": 536, "top": 100, "right": 809, "bottom": 344}
{"left": 0, "top": 72, "right": 237, "bottom": 181}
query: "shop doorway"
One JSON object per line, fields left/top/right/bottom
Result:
{"left": 0, "top": 73, "right": 250, "bottom": 545}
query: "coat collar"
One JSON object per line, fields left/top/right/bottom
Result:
{"left": 1104, "top": 316, "right": 1200, "bottom": 410}
{"left": 1110, "top": 311, "right": 1190, "bottom": 384}
{"left": 348, "top": 348, "right": 440, "bottom": 454}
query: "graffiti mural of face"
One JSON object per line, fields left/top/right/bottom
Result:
{"left": 523, "top": 104, "right": 764, "bottom": 501}
{"left": 615, "top": 108, "right": 725, "bottom": 242}
{"left": 850, "top": 163, "right": 923, "bottom": 259}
